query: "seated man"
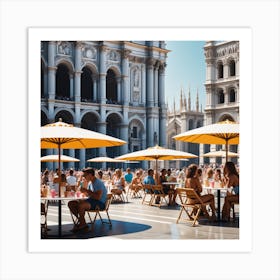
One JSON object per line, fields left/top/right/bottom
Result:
{"left": 68, "top": 167, "right": 107, "bottom": 232}
{"left": 124, "top": 168, "right": 133, "bottom": 185}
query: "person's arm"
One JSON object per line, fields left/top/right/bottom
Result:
{"left": 197, "top": 178, "right": 203, "bottom": 193}
{"left": 80, "top": 187, "right": 102, "bottom": 200}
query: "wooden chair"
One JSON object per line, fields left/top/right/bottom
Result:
{"left": 150, "top": 185, "right": 169, "bottom": 208}
{"left": 231, "top": 201, "right": 239, "bottom": 221}
{"left": 127, "top": 183, "right": 142, "bottom": 199}
{"left": 41, "top": 201, "right": 48, "bottom": 237}
{"left": 142, "top": 184, "right": 154, "bottom": 205}
{"left": 176, "top": 188, "right": 211, "bottom": 226}
{"left": 86, "top": 194, "right": 113, "bottom": 229}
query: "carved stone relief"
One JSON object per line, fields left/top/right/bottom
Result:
{"left": 57, "top": 41, "right": 72, "bottom": 55}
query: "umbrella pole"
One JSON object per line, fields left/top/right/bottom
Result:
{"left": 225, "top": 138, "right": 229, "bottom": 163}
{"left": 58, "top": 141, "right": 62, "bottom": 237}
{"left": 155, "top": 158, "right": 158, "bottom": 184}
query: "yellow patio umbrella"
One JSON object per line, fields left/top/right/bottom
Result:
{"left": 87, "top": 156, "right": 125, "bottom": 163}
{"left": 41, "top": 118, "right": 126, "bottom": 237}
{"left": 40, "top": 154, "right": 80, "bottom": 162}
{"left": 202, "top": 150, "right": 239, "bottom": 158}
{"left": 173, "top": 119, "right": 239, "bottom": 162}
{"left": 116, "top": 145, "right": 197, "bottom": 183}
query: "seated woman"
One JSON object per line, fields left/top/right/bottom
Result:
{"left": 221, "top": 161, "right": 239, "bottom": 222}
{"left": 111, "top": 169, "right": 126, "bottom": 201}
{"left": 129, "top": 170, "right": 143, "bottom": 197}
{"left": 185, "top": 164, "right": 216, "bottom": 220}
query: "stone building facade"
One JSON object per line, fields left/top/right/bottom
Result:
{"left": 202, "top": 40, "right": 239, "bottom": 165}
{"left": 166, "top": 88, "right": 204, "bottom": 169}
{"left": 41, "top": 41, "right": 169, "bottom": 170}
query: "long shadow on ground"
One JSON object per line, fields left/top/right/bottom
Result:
{"left": 43, "top": 219, "right": 152, "bottom": 239}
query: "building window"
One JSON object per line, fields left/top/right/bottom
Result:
{"left": 132, "top": 126, "right": 137, "bottom": 138}
{"left": 56, "top": 64, "right": 70, "bottom": 99}
{"left": 217, "top": 62, "right": 223, "bottom": 79}
{"left": 218, "top": 89, "right": 225, "bottom": 104}
{"left": 106, "top": 69, "right": 117, "bottom": 104}
{"left": 229, "top": 60, "right": 236, "bottom": 76}
{"left": 229, "top": 88, "right": 236, "bottom": 102}
{"left": 81, "top": 67, "right": 93, "bottom": 102}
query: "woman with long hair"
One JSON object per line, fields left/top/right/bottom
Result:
{"left": 221, "top": 161, "right": 239, "bottom": 221}
{"left": 185, "top": 164, "right": 216, "bottom": 220}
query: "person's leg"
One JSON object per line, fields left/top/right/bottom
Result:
{"left": 77, "top": 200, "right": 91, "bottom": 227}
{"left": 68, "top": 200, "right": 79, "bottom": 218}
{"left": 201, "top": 194, "right": 216, "bottom": 218}
{"left": 222, "top": 195, "right": 239, "bottom": 221}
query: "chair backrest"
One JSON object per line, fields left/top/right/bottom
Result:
{"left": 143, "top": 184, "right": 153, "bottom": 193}
{"left": 152, "top": 185, "right": 165, "bottom": 195}
{"left": 184, "top": 188, "right": 204, "bottom": 204}
{"left": 176, "top": 188, "right": 188, "bottom": 204}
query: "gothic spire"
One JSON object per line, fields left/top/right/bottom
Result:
{"left": 196, "top": 88, "right": 199, "bottom": 112}
{"left": 188, "top": 85, "right": 191, "bottom": 111}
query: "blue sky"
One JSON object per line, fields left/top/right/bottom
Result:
{"left": 165, "top": 41, "right": 206, "bottom": 112}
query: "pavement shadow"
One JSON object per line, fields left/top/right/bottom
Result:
{"left": 43, "top": 219, "right": 152, "bottom": 239}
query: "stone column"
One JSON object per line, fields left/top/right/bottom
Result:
{"left": 146, "top": 109, "right": 154, "bottom": 147}
{"left": 141, "top": 64, "right": 146, "bottom": 105}
{"left": 93, "top": 76, "right": 97, "bottom": 102}
{"left": 121, "top": 49, "right": 130, "bottom": 106}
{"left": 154, "top": 61, "right": 159, "bottom": 107}
{"left": 119, "top": 123, "right": 128, "bottom": 155}
{"left": 146, "top": 58, "right": 154, "bottom": 107}
{"left": 97, "top": 121, "right": 107, "bottom": 169}
{"left": 117, "top": 77, "right": 121, "bottom": 103}
{"left": 158, "top": 62, "right": 166, "bottom": 106}
{"left": 99, "top": 45, "right": 107, "bottom": 104}
{"left": 70, "top": 73, "right": 74, "bottom": 100}
{"left": 79, "top": 149, "right": 86, "bottom": 170}
{"left": 68, "top": 149, "right": 75, "bottom": 169}
{"left": 159, "top": 107, "right": 167, "bottom": 147}
{"left": 47, "top": 41, "right": 56, "bottom": 119}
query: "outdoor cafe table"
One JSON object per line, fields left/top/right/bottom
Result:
{"left": 202, "top": 186, "right": 228, "bottom": 221}
{"left": 41, "top": 196, "right": 88, "bottom": 237}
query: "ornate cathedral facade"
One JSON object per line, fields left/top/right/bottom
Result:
{"left": 41, "top": 41, "right": 169, "bottom": 170}
{"left": 166, "top": 40, "right": 239, "bottom": 167}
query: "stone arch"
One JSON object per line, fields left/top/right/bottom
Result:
{"left": 54, "top": 109, "right": 74, "bottom": 124}
{"left": 55, "top": 58, "right": 75, "bottom": 73}
{"left": 81, "top": 62, "right": 98, "bottom": 75}
{"left": 105, "top": 65, "right": 121, "bottom": 76}
{"left": 80, "top": 110, "right": 101, "bottom": 123}
{"left": 218, "top": 114, "right": 235, "bottom": 122}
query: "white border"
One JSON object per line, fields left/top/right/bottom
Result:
{"left": 28, "top": 27, "right": 252, "bottom": 253}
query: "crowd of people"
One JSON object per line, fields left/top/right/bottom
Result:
{"left": 41, "top": 161, "right": 239, "bottom": 231}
